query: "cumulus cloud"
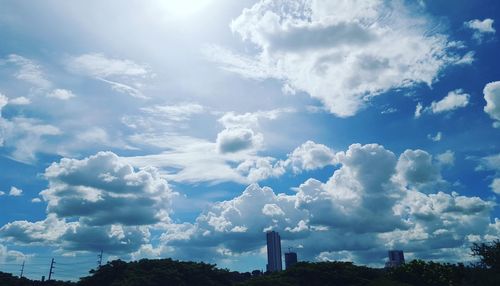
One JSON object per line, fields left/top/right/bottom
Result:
{"left": 396, "top": 149, "right": 444, "bottom": 192}
{"left": 1, "top": 144, "right": 497, "bottom": 263}
{"left": 1, "top": 214, "right": 73, "bottom": 244}
{"left": 8, "top": 186, "right": 23, "bottom": 196}
{"left": 236, "top": 156, "right": 285, "bottom": 182}
{"left": 157, "top": 143, "right": 495, "bottom": 264}
{"left": 41, "top": 151, "right": 175, "bottom": 226}
{"left": 436, "top": 150, "right": 455, "bottom": 166}
{"left": 47, "top": 88, "right": 76, "bottom": 100}
{"left": 0, "top": 244, "right": 25, "bottom": 263}
{"left": 215, "top": 108, "right": 295, "bottom": 155}
{"left": 0, "top": 215, "right": 148, "bottom": 254}
{"left": 483, "top": 81, "right": 500, "bottom": 128}
{"left": 165, "top": 183, "right": 308, "bottom": 255}
{"left": 124, "top": 108, "right": 297, "bottom": 184}
{"left": 465, "top": 18, "right": 496, "bottom": 42}
{"left": 284, "top": 140, "right": 335, "bottom": 173}
{"left": 429, "top": 89, "right": 470, "bottom": 114}
{"left": 1, "top": 151, "right": 175, "bottom": 254}
{"left": 8, "top": 96, "right": 31, "bottom": 105}
{"left": 207, "top": 0, "right": 471, "bottom": 117}
{"left": 216, "top": 127, "right": 263, "bottom": 153}
{"left": 0, "top": 93, "right": 31, "bottom": 107}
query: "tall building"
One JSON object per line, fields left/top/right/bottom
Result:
{"left": 266, "top": 231, "right": 282, "bottom": 272}
{"left": 284, "top": 251, "right": 298, "bottom": 269}
{"left": 385, "top": 250, "right": 405, "bottom": 268}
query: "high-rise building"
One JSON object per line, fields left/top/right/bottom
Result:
{"left": 385, "top": 250, "right": 405, "bottom": 268}
{"left": 284, "top": 251, "right": 298, "bottom": 269}
{"left": 266, "top": 231, "right": 282, "bottom": 272}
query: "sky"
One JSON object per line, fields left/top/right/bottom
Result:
{"left": 0, "top": 0, "right": 500, "bottom": 281}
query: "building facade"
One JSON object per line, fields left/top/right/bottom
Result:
{"left": 266, "top": 231, "right": 282, "bottom": 272}
{"left": 385, "top": 250, "right": 405, "bottom": 268}
{"left": 284, "top": 251, "right": 298, "bottom": 269}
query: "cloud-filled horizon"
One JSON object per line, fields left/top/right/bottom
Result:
{"left": 0, "top": 0, "right": 499, "bottom": 280}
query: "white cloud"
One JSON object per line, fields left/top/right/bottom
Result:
{"left": 465, "top": 18, "right": 496, "bottom": 42}
{"left": 157, "top": 143, "right": 495, "bottom": 264}
{"left": 436, "top": 150, "right": 455, "bottom": 166}
{"left": 1, "top": 144, "right": 497, "bottom": 263}
{"left": 9, "top": 186, "right": 23, "bottom": 196}
{"left": 427, "top": 131, "right": 442, "bottom": 142}
{"left": 68, "top": 53, "right": 149, "bottom": 78}
{"left": 216, "top": 127, "right": 263, "bottom": 153}
{"left": 41, "top": 151, "right": 176, "bottom": 226}
{"left": 0, "top": 215, "right": 148, "bottom": 254}
{"left": 0, "top": 93, "right": 7, "bottom": 111}
{"left": 0, "top": 191, "right": 5, "bottom": 196}
{"left": 236, "top": 156, "right": 285, "bottom": 182}
{"left": 0, "top": 117, "right": 62, "bottom": 163}
{"left": 208, "top": 0, "right": 471, "bottom": 117}
{"left": 476, "top": 153, "right": 500, "bottom": 172}
{"left": 8, "top": 96, "right": 31, "bottom": 105}
{"left": 483, "top": 81, "right": 500, "bottom": 128}
{"left": 6, "top": 54, "right": 51, "bottom": 89}
{"left": 476, "top": 153, "right": 500, "bottom": 195}
{"left": 262, "top": 203, "right": 285, "bottom": 216}
{"left": 141, "top": 103, "right": 204, "bottom": 122}
{"left": 124, "top": 108, "right": 296, "bottom": 184}
{"left": 0, "top": 244, "right": 25, "bottom": 263}
{"left": 491, "top": 178, "right": 500, "bottom": 195}
{"left": 0, "top": 214, "right": 71, "bottom": 244}
{"left": 67, "top": 53, "right": 151, "bottom": 98}
{"left": 47, "top": 88, "right": 76, "bottom": 100}
{"left": 97, "top": 77, "right": 147, "bottom": 99}
{"left": 31, "top": 198, "right": 42, "bottom": 203}
{"left": 396, "top": 149, "right": 445, "bottom": 194}
{"left": 284, "top": 140, "right": 335, "bottom": 173}
{"left": 429, "top": 89, "right": 470, "bottom": 114}
{"left": 215, "top": 108, "right": 294, "bottom": 154}
{"left": 414, "top": 102, "right": 423, "bottom": 118}
{"left": 218, "top": 108, "right": 294, "bottom": 129}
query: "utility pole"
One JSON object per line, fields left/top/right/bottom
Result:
{"left": 97, "top": 249, "right": 103, "bottom": 268}
{"left": 48, "top": 258, "right": 55, "bottom": 281}
{"left": 19, "top": 260, "right": 25, "bottom": 278}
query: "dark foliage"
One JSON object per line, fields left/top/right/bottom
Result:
{"left": 0, "top": 270, "right": 74, "bottom": 286}
{"left": 78, "top": 258, "right": 248, "bottom": 286}
{"left": 471, "top": 239, "right": 500, "bottom": 271}
{"left": 1, "top": 242, "right": 500, "bottom": 286}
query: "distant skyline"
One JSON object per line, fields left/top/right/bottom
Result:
{"left": 0, "top": 0, "right": 500, "bottom": 281}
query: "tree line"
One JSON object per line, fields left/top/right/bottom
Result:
{"left": 0, "top": 240, "right": 498, "bottom": 286}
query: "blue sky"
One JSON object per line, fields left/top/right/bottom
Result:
{"left": 1, "top": 0, "right": 500, "bottom": 281}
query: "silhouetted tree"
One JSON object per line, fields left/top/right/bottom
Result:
{"left": 471, "top": 240, "right": 500, "bottom": 271}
